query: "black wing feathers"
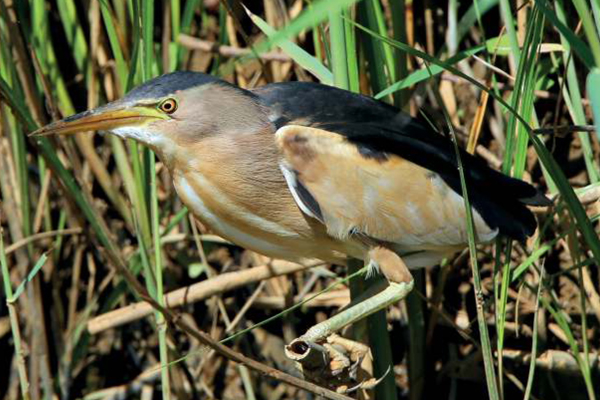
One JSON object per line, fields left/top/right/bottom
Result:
{"left": 254, "top": 82, "right": 551, "bottom": 241}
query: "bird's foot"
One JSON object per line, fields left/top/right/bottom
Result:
{"left": 285, "top": 333, "right": 378, "bottom": 396}
{"left": 285, "top": 247, "right": 413, "bottom": 393}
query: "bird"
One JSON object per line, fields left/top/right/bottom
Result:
{"left": 31, "top": 71, "right": 551, "bottom": 346}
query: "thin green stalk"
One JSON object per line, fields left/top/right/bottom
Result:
{"left": 138, "top": 1, "right": 170, "bottom": 396}
{"left": 389, "top": 0, "right": 408, "bottom": 107}
{"left": 247, "top": 9, "right": 333, "bottom": 84}
{"left": 535, "top": 0, "right": 594, "bottom": 69}
{"left": 522, "top": 265, "right": 544, "bottom": 400}
{"left": 512, "top": 8, "right": 544, "bottom": 178}
{"left": 555, "top": 0, "right": 600, "bottom": 182}
{"left": 170, "top": 0, "right": 180, "bottom": 72}
{"left": 3, "top": 12, "right": 31, "bottom": 251}
{"left": 0, "top": 226, "right": 30, "bottom": 400}
{"left": 572, "top": 0, "right": 600, "bottom": 66}
{"left": 356, "top": 0, "right": 390, "bottom": 98}
{"left": 452, "top": 131, "right": 500, "bottom": 400}
{"left": 568, "top": 221, "right": 597, "bottom": 400}
{"left": 142, "top": 0, "right": 155, "bottom": 80}
{"left": 429, "top": 70, "right": 500, "bottom": 400}
{"left": 151, "top": 154, "right": 171, "bottom": 399}
{"left": 502, "top": 6, "right": 541, "bottom": 177}
{"left": 576, "top": 265, "right": 596, "bottom": 400}
{"left": 495, "top": 241, "right": 512, "bottom": 400}
{"left": 342, "top": 7, "right": 360, "bottom": 94}
{"left": 592, "top": 0, "right": 600, "bottom": 36}
{"left": 99, "top": 1, "right": 129, "bottom": 90}
{"left": 55, "top": 0, "right": 88, "bottom": 73}
{"left": 497, "top": 10, "right": 545, "bottom": 396}
{"left": 540, "top": 294, "right": 597, "bottom": 399}
{"left": 406, "top": 271, "right": 425, "bottom": 400}
{"left": 498, "top": 0, "right": 521, "bottom": 68}
{"left": 161, "top": 207, "right": 189, "bottom": 236}
{"left": 329, "top": 10, "right": 349, "bottom": 89}
{"left": 177, "top": 0, "right": 201, "bottom": 66}
{"left": 311, "top": 18, "right": 324, "bottom": 64}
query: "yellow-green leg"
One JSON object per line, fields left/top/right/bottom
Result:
{"left": 285, "top": 247, "right": 414, "bottom": 394}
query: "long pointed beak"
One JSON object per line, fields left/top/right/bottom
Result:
{"left": 29, "top": 105, "right": 164, "bottom": 137}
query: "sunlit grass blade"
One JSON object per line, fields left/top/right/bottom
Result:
{"left": 137, "top": 1, "right": 171, "bottom": 397}
{"left": 572, "top": 0, "right": 600, "bottom": 66}
{"left": 510, "top": 8, "right": 544, "bottom": 178}
{"left": 523, "top": 265, "right": 544, "bottom": 400}
{"left": 99, "top": 0, "right": 129, "bottom": 90}
{"left": 343, "top": 7, "right": 360, "bottom": 94}
{"left": 56, "top": 0, "right": 89, "bottom": 73}
{"left": 356, "top": 0, "right": 391, "bottom": 99}
{"left": 499, "top": 0, "right": 521, "bottom": 67}
{"left": 586, "top": 68, "right": 600, "bottom": 143}
{"left": 495, "top": 14, "right": 545, "bottom": 393}
{"left": 375, "top": 43, "right": 485, "bottom": 99}
{"left": 428, "top": 68, "right": 500, "bottom": 400}
{"left": 328, "top": 10, "right": 349, "bottom": 89}
{"left": 554, "top": 0, "right": 599, "bottom": 182}
{"left": 247, "top": 0, "right": 362, "bottom": 61}
{"left": 541, "top": 294, "right": 597, "bottom": 399}
{"left": 0, "top": 55, "right": 31, "bottom": 245}
{"left": 150, "top": 153, "right": 171, "bottom": 399}
{"left": 0, "top": 224, "right": 30, "bottom": 399}
{"left": 245, "top": 7, "right": 333, "bottom": 84}
{"left": 535, "top": 0, "right": 594, "bottom": 69}
{"left": 11, "top": 253, "right": 48, "bottom": 300}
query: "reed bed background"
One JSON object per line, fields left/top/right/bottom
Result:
{"left": 0, "top": 0, "right": 599, "bottom": 399}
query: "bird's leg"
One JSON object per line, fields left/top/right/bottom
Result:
{"left": 285, "top": 247, "right": 414, "bottom": 391}
{"left": 289, "top": 247, "right": 413, "bottom": 345}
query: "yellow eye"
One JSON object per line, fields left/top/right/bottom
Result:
{"left": 159, "top": 98, "right": 178, "bottom": 114}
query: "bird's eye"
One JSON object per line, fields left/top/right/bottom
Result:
{"left": 159, "top": 98, "right": 178, "bottom": 114}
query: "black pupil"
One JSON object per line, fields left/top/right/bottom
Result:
{"left": 164, "top": 102, "right": 172, "bottom": 111}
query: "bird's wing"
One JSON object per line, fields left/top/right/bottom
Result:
{"left": 254, "top": 82, "right": 551, "bottom": 242}
{"left": 276, "top": 125, "right": 498, "bottom": 249}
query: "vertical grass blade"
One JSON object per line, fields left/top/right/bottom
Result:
{"left": 586, "top": 68, "right": 600, "bottom": 143}
{"left": 246, "top": 8, "right": 333, "bottom": 85}
{"left": 555, "top": 0, "right": 600, "bottom": 182}
{"left": 151, "top": 154, "right": 171, "bottom": 399}
{"left": 0, "top": 225, "right": 31, "bottom": 399}
{"left": 329, "top": 10, "right": 349, "bottom": 89}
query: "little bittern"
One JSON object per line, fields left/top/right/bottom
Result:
{"left": 32, "top": 71, "right": 550, "bottom": 348}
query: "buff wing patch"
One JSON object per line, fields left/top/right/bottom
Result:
{"left": 275, "top": 125, "right": 498, "bottom": 249}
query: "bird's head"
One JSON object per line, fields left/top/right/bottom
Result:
{"left": 31, "top": 72, "right": 270, "bottom": 164}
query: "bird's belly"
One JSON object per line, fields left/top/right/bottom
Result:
{"left": 173, "top": 172, "right": 351, "bottom": 262}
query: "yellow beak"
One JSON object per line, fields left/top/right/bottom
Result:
{"left": 29, "top": 106, "right": 165, "bottom": 137}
